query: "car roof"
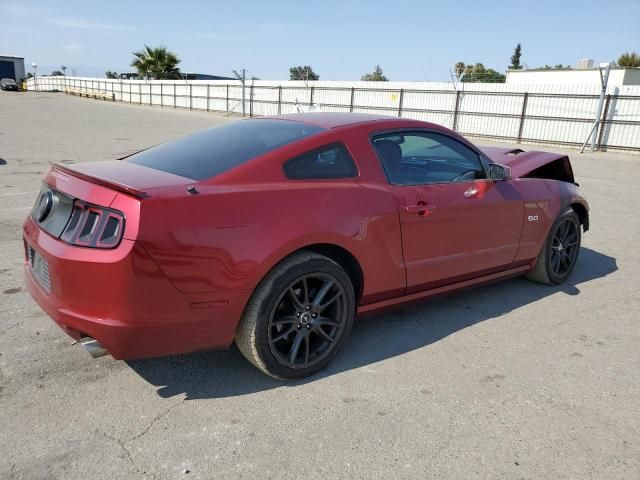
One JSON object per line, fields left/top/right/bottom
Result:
{"left": 261, "top": 112, "right": 408, "bottom": 129}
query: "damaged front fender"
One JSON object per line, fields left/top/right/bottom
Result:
{"left": 480, "top": 147, "right": 575, "bottom": 184}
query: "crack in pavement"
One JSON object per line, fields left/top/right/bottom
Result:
{"left": 124, "top": 397, "right": 187, "bottom": 445}
{"left": 100, "top": 430, "right": 160, "bottom": 480}
{"left": 96, "top": 396, "right": 189, "bottom": 478}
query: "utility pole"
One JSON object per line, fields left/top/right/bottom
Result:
{"left": 232, "top": 68, "right": 246, "bottom": 116}
{"left": 580, "top": 62, "right": 612, "bottom": 153}
{"left": 31, "top": 63, "right": 37, "bottom": 90}
{"left": 590, "top": 62, "right": 611, "bottom": 152}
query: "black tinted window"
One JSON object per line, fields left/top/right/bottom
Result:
{"left": 127, "top": 119, "right": 325, "bottom": 180}
{"left": 373, "top": 132, "right": 484, "bottom": 185}
{"left": 283, "top": 143, "right": 358, "bottom": 180}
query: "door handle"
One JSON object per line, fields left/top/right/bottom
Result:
{"left": 405, "top": 202, "right": 434, "bottom": 216}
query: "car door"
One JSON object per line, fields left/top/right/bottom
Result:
{"left": 372, "top": 130, "right": 524, "bottom": 293}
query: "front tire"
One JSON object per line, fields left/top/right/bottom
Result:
{"left": 235, "top": 251, "right": 356, "bottom": 379}
{"left": 526, "top": 208, "right": 582, "bottom": 285}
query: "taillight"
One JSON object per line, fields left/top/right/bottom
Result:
{"left": 60, "top": 200, "right": 125, "bottom": 248}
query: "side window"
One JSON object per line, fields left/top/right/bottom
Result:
{"left": 283, "top": 143, "right": 358, "bottom": 180}
{"left": 372, "top": 132, "right": 485, "bottom": 185}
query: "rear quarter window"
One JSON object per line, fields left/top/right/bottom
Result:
{"left": 283, "top": 143, "right": 358, "bottom": 180}
{"left": 126, "top": 119, "right": 325, "bottom": 180}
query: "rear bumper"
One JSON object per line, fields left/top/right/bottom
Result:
{"left": 23, "top": 217, "right": 250, "bottom": 360}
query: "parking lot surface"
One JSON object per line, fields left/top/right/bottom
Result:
{"left": 1, "top": 91, "right": 639, "bottom": 479}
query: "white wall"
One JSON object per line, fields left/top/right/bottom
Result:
{"left": 26, "top": 76, "right": 640, "bottom": 153}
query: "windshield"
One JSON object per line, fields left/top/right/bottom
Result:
{"left": 126, "top": 119, "right": 325, "bottom": 180}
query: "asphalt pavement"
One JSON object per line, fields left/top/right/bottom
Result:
{"left": 1, "top": 91, "right": 638, "bottom": 479}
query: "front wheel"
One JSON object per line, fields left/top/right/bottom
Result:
{"left": 526, "top": 208, "right": 582, "bottom": 285}
{"left": 235, "top": 251, "right": 356, "bottom": 379}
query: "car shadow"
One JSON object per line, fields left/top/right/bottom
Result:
{"left": 127, "top": 247, "right": 617, "bottom": 399}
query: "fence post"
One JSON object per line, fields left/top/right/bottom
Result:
{"left": 397, "top": 89, "right": 404, "bottom": 117}
{"left": 349, "top": 87, "right": 355, "bottom": 112}
{"left": 452, "top": 90, "right": 461, "bottom": 131}
{"left": 249, "top": 84, "right": 254, "bottom": 117}
{"left": 278, "top": 85, "right": 282, "bottom": 115}
{"left": 173, "top": 83, "right": 176, "bottom": 108}
{"left": 596, "top": 94, "right": 612, "bottom": 150}
{"left": 160, "top": 83, "right": 163, "bottom": 107}
{"left": 226, "top": 84, "right": 229, "bottom": 112}
{"left": 206, "top": 84, "right": 210, "bottom": 112}
{"left": 517, "top": 92, "right": 529, "bottom": 143}
{"left": 310, "top": 86, "right": 314, "bottom": 106}
{"left": 189, "top": 83, "right": 192, "bottom": 110}
{"left": 139, "top": 83, "right": 142, "bottom": 105}
{"left": 129, "top": 83, "right": 132, "bottom": 103}
{"left": 150, "top": 83, "right": 153, "bottom": 107}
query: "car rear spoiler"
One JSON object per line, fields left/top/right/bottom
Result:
{"left": 49, "top": 162, "right": 148, "bottom": 199}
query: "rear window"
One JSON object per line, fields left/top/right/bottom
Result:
{"left": 126, "top": 119, "right": 325, "bottom": 180}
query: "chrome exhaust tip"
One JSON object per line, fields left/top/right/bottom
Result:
{"left": 80, "top": 338, "right": 108, "bottom": 358}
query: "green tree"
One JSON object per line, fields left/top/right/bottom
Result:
{"left": 361, "top": 65, "right": 388, "bottom": 81}
{"left": 105, "top": 71, "right": 119, "bottom": 79}
{"left": 540, "top": 64, "right": 572, "bottom": 70}
{"left": 617, "top": 51, "right": 640, "bottom": 67}
{"left": 289, "top": 66, "right": 319, "bottom": 80}
{"left": 51, "top": 70, "right": 64, "bottom": 76}
{"left": 509, "top": 43, "right": 523, "bottom": 70}
{"left": 457, "top": 62, "right": 506, "bottom": 83}
{"left": 131, "top": 45, "right": 181, "bottom": 79}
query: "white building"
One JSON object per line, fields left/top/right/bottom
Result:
{"left": 506, "top": 67, "right": 640, "bottom": 87}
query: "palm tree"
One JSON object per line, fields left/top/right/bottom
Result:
{"left": 131, "top": 45, "right": 181, "bottom": 80}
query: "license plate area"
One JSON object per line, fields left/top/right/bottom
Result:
{"left": 28, "top": 245, "right": 51, "bottom": 293}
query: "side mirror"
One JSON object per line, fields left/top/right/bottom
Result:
{"left": 488, "top": 163, "right": 512, "bottom": 181}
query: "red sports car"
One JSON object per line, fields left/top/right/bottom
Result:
{"left": 23, "top": 113, "right": 589, "bottom": 379}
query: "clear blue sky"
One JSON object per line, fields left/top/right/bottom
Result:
{"left": 1, "top": 0, "right": 639, "bottom": 80}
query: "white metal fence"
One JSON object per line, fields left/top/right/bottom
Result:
{"left": 26, "top": 77, "right": 640, "bottom": 153}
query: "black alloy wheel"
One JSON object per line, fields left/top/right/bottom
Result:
{"left": 526, "top": 208, "right": 582, "bottom": 285}
{"left": 268, "top": 273, "right": 348, "bottom": 369}
{"left": 235, "top": 251, "right": 356, "bottom": 379}
{"left": 549, "top": 216, "right": 580, "bottom": 278}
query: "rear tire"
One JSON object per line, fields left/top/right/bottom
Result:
{"left": 526, "top": 208, "right": 581, "bottom": 285}
{"left": 235, "top": 251, "right": 356, "bottom": 379}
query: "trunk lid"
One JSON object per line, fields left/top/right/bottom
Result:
{"left": 34, "top": 161, "right": 191, "bottom": 245}
{"left": 50, "top": 161, "right": 194, "bottom": 198}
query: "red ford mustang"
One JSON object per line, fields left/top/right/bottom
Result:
{"left": 23, "top": 113, "right": 589, "bottom": 379}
